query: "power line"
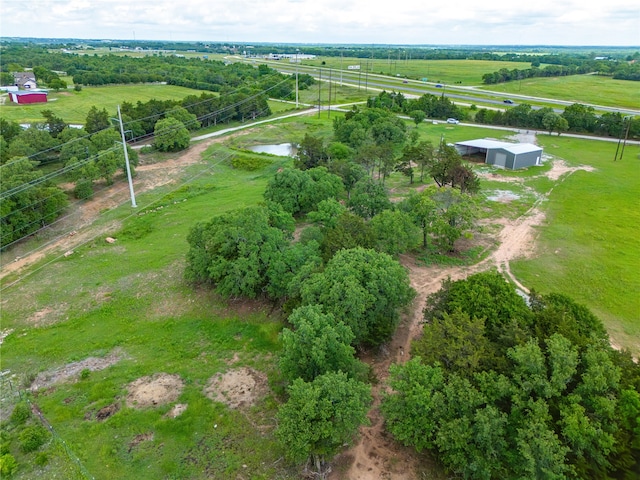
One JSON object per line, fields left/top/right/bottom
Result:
{"left": 0, "top": 147, "right": 119, "bottom": 201}
{"left": 1, "top": 146, "right": 238, "bottom": 292}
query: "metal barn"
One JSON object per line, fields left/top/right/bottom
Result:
{"left": 9, "top": 91, "right": 48, "bottom": 104}
{"left": 454, "top": 139, "right": 543, "bottom": 170}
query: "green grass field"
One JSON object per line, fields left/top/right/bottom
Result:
{"left": 510, "top": 136, "right": 640, "bottom": 352}
{"left": 0, "top": 84, "right": 208, "bottom": 124}
{"left": 1, "top": 145, "right": 298, "bottom": 479}
{"left": 301, "top": 58, "right": 529, "bottom": 85}
{"left": 477, "top": 74, "right": 640, "bottom": 110}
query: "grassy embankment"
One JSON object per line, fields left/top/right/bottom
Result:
{"left": 1, "top": 134, "right": 293, "bottom": 479}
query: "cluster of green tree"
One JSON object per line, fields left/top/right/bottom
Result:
{"left": 0, "top": 157, "right": 68, "bottom": 249}
{"left": 184, "top": 180, "right": 416, "bottom": 474}
{"left": 382, "top": 272, "right": 640, "bottom": 479}
{"left": 0, "top": 109, "right": 142, "bottom": 247}
{"left": 474, "top": 103, "right": 640, "bottom": 139}
{"left": 0, "top": 44, "right": 312, "bottom": 100}
{"left": 364, "top": 91, "right": 639, "bottom": 140}
{"left": 183, "top": 104, "right": 484, "bottom": 472}
{"left": 330, "top": 105, "right": 472, "bottom": 183}
{"left": 482, "top": 60, "right": 640, "bottom": 84}
{"left": 292, "top": 109, "right": 479, "bottom": 254}
{"left": 367, "top": 90, "right": 462, "bottom": 122}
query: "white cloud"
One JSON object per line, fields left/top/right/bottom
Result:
{"left": 1, "top": 0, "right": 638, "bottom": 45}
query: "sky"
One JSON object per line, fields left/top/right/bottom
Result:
{"left": 1, "top": 0, "right": 639, "bottom": 46}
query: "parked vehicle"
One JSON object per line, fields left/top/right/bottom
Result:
{"left": 446, "top": 118, "right": 460, "bottom": 124}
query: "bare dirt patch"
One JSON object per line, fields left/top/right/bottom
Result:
{"left": 30, "top": 348, "right": 127, "bottom": 391}
{"left": 126, "top": 373, "right": 184, "bottom": 408}
{"left": 545, "top": 159, "right": 596, "bottom": 181}
{"left": 204, "top": 367, "right": 269, "bottom": 409}
{"left": 25, "top": 303, "right": 69, "bottom": 327}
{"left": 165, "top": 403, "right": 188, "bottom": 418}
{"left": 129, "top": 432, "right": 154, "bottom": 452}
{"left": 96, "top": 403, "right": 120, "bottom": 421}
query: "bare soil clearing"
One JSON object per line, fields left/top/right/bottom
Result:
{"left": 204, "top": 367, "right": 269, "bottom": 410}
{"left": 126, "top": 373, "right": 184, "bottom": 408}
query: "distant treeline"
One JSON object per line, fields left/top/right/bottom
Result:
{"left": 482, "top": 62, "right": 640, "bottom": 84}
{"left": 0, "top": 45, "right": 314, "bottom": 96}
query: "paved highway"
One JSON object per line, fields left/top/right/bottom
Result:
{"left": 228, "top": 56, "right": 640, "bottom": 117}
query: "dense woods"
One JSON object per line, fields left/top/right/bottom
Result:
{"left": 382, "top": 273, "right": 640, "bottom": 479}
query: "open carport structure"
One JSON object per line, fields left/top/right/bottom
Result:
{"left": 454, "top": 139, "right": 543, "bottom": 170}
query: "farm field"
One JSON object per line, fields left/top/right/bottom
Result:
{"left": 0, "top": 84, "right": 208, "bottom": 124}
{"left": 300, "top": 58, "right": 529, "bottom": 85}
{"left": 477, "top": 74, "right": 640, "bottom": 110}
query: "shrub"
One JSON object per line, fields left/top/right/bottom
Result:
{"left": 231, "top": 155, "right": 272, "bottom": 171}
{"left": 74, "top": 178, "right": 94, "bottom": 200}
{"left": 0, "top": 454, "right": 18, "bottom": 477}
{"left": 10, "top": 402, "right": 30, "bottom": 425}
{"left": 35, "top": 452, "right": 49, "bottom": 466}
{"left": 18, "top": 426, "right": 48, "bottom": 453}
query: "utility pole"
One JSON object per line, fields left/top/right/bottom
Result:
{"left": 317, "top": 67, "right": 322, "bottom": 118}
{"left": 117, "top": 105, "right": 137, "bottom": 208}
{"left": 295, "top": 49, "right": 299, "bottom": 108}
{"left": 619, "top": 116, "right": 632, "bottom": 160}
{"left": 365, "top": 58, "right": 369, "bottom": 92}
{"left": 328, "top": 68, "right": 332, "bottom": 118}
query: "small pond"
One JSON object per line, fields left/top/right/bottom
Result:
{"left": 248, "top": 143, "right": 296, "bottom": 157}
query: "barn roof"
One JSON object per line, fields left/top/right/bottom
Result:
{"left": 11, "top": 90, "right": 47, "bottom": 96}
{"left": 455, "top": 139, "right": 542, "bottom": 154}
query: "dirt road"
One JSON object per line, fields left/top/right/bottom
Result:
{"left": 329, "top": 158, "right": 596, "bottom": 480}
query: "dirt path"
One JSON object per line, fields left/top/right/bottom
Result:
{"left": 330, "top": 156, "right": 594, "bottom": 480}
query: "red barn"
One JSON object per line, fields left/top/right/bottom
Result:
{"left": 9, "top": 91, "right": 48, "bottom": 104}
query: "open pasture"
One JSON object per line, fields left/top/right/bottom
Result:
{"left": 478, "top": 74, "right": 640, "bottom": 110}
{"left": 0, "top": 84, "right": 207, "bottom": 125}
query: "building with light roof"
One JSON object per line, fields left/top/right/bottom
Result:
{"left": 454, "top": 139, "right": 543, "bottom": 170}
